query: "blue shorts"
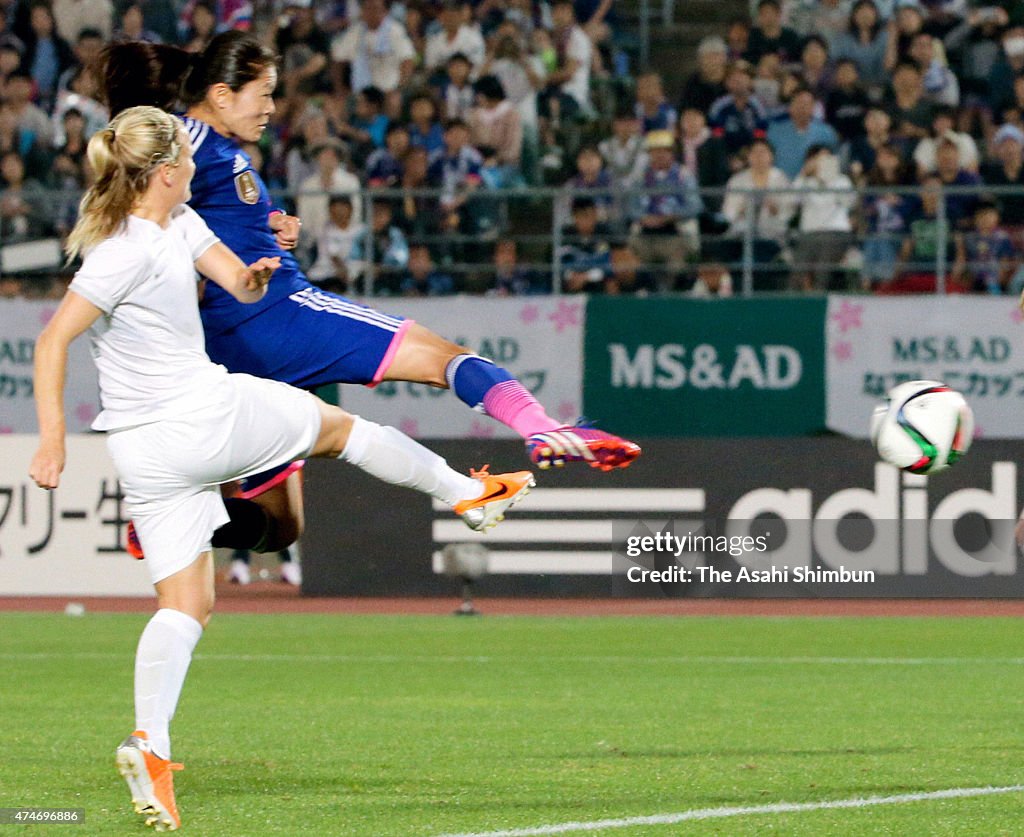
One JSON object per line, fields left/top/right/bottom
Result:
{"left": 205, "top": 288, "right": 414, "bottom": 496}
{"left": 204, "top": 287, "right": 412, "bottom": 390}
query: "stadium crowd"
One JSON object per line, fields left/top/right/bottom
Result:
{"left": 0, "top": 0, "right": 1023, "bottom": 295}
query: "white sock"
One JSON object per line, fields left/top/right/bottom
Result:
{"left": 340, "top": 416, "right": 481, "bottom": 507}
{"left": 134, "top": 608, "right": 203, "bottom": 761}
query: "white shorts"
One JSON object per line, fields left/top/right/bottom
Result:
{"left": 106, "top": 373, "right": 322, "bottom": 584}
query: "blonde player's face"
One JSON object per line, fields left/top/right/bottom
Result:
{"left": 223, "top": 67, "right": 277, "bottom": 143}
{"left": 168, "top": 127, "right": 197, "bottom": 204}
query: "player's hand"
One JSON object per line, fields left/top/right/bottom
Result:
{"left": 242, "top": 257, "right": 281, "bottom": 292}
{"left": 269, "top": 212, "right": 302, "bottom": 250}
{"left": 30, "top": 443, "right": 65, "bottom": 490}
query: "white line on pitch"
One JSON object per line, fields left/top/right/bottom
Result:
{"left": 3, "top": 652, "right": 1024, "bottom": 666}
{"left": 433, "top": 785, "right": 1024, "bottom": 837}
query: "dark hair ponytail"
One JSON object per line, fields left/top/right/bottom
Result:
{"left": 181, "top": 31, "right": 278, "bottom": 105}
{"left": 98, "top": 42, "right": 194, "bottom": 115}
{"left": 99, "top": 33, "right": 277, "bottom": 116}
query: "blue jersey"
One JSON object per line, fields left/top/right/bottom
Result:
{"left": 184, "top": 116, "right": 310, "bottom": 335}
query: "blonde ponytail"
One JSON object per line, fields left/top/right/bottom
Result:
{"left": 66, "top": 106, "right": 185, "bottom": 261}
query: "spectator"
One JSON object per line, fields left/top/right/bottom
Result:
{"left": 825, "top": 58, "right": 870, "bottom": 141}
{"left": 130, "top": 0, "right": 180, "bottom": 44}
{"left": 407, "top": 92, "right": 445, "bottom": 154}
{"left": 284, "top": 107, "right": 331, "bottom": 193}
{"left": 988, "top": 26, "right": 1024, "bottom": 118}
{"left": 0, "top": 38, "right": 23, "bottom": 92}
{"left": 848, "top": 105, "right": 898, "bottom": 176}
{"left": 721, "top": 138, "right": 793, "bottom": 289}
{"left": 610, "top": 243, "right": 651, "bottom": 293}
{"left": 913, "top": 106, "right": 977, "bottom": 176}
{"left": 944, "top": 5, "right": 1007, "bottom": 135}
{"left": 428, "top": 117, "right": 484, "bottom": 234}
{"left": 52, "top": 0, "right": 114, "bottom": 44}
{"left": 113, "top": 3, "right": 164, "bottom": 44}
{"left": 679, "top": 105, "right": 730, "bottom": 214}
{"left": 366, "top": 122, "right": 410, "bottom": 187}
{"left": 330, "top": 0, "right": 415, "bottom": 95}
{"left": 0, "top": 103, "right": 47, "bottom": 180}
{"left": 791, "top": 144, "right": 856, "bottom": 289}
{"left": 884, "top": 1, "right": 926, "bottom": 70}
{"left": 679, "top": 35, "right": 729, "bottom": 114}
{"left": 337, "top": 85, "right": 389, "bottom": 159}
{"left": 882, "top": 173, "right": 956, "bottom": 292}
{"left": 599, "top": 107, "right": 647, "bottom": 188}
{"left": 545, "top": 0, "right": 592, "bottom": 115}
{"left": 746, "top": 0, "right": 803, "bottom": 64}
{"left": 709, "top": 59, "right": 769, "bottom": 159}
{"left": 307, "top": 195, "right": 366, "bottom": 290}
{"left": 402, "top": 2, "right": 426, "bottom": 61}
{"left": 4, "top": 72, "right": 51, "bottom": 150}
{"left": 933, "top": 134, "right": 980, "bottom": 226}
{"left": 981, "top": 123, "right": 1024, "bottom": 229}
{"left": 23, "top": 1, "right": 73, "bottom": 111}
{"left": 953, "top": 199, "right": 1016, "bottom": 293}
{"left": 690, "top": 262, "right": 734, "bottom": 297}
{"left": 767, "top": 86, "right": 839, "bottom": 179}
{"left": 563, "top": 144, "right": 614, "bottom": 221}
{"left": 181, "top": 0, "right": 217, "bottom": 53}
{"left": 49, "top": 106, "right": 87, "bottom": 189}
{"left": 799, "top": 35, "right": 834, "bottom": 99}
{"left": 52, "top": 64, "right": 107, "bottom": 142}
{"left": 860, "top": 142, "right": 913, "bottom": 284}
{"left": 272, "top": 0, "right": 331, "bottom": 106}
{"left": 727, "top": 17, "right": 752, "bottom": 60}
{"left": 467, "top": 74, "right": 522, "bottom": 174}
{"left": 56, "top": 27, "right": 103, "bottom": 94}
{"left": 753, "top": 52, "right": 783, "bottom": 111}
{"left": 348, "top": 199, "right": 409, "bottom": 292}
{"left": 634, "top": 71, "right": 676, "bottom": 134}
{"left": 790, "top": 0, "right": 850, "bottom": 44}
{"left": 436, "top": 52, "right": 475, "bottom": 121}
{"left": 394, "top": 145, "right": 439, "bottom": 238}
{"left": 908, "top": 30, "right": 959, "bottom": 106}
{"left": 630, "top": 129, "right": 703, "bottom": 291}
{"left": 297, "top": 138, "right": 363, "bottom": 260}
{"left": 832, "top": 0, "right": 890, "bottom": 94}
{"left": 400, "top": 243, "right": 456, "bottom": 295}
{"left": 885, "top": 59, "right": 934, "bottom": 140}
{"left": 558, "top": 196, "right": 613, "bottom": 292}
{"left": 424, "top": 0, "right": 485, "bottom": 73}
{"left": 0, "top": 149, "right": 51, "bottom": 241}
{"left": 491, "top": 239, "right": 546, "bottom": 295}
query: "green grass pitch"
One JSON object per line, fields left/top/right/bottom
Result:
{"left": 2, "top": 612, "right": 1023, "bottom": 836}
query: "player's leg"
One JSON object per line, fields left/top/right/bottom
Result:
{"left": 308, "top": 399, "right": 535, "bottom": 531}
{"left": 383, "top": 323, "right": 641, "bottom": 471}
{"left": 116, "top": 551, "right": 214, "bottom": 831}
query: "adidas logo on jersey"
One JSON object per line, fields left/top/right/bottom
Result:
{"left": 232, "top": 154, "right": 248, "bottom": 174}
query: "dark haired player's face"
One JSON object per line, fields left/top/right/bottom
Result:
{"left": 223, "top": 67, "right": 277, "bottom": 143}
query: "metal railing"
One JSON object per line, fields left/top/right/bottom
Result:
{"left": 5, "top": 183, "right": 1023, "bottom": 297}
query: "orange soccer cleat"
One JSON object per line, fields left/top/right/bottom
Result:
{"left": 115, "top": 730, "right": 183, "bottom": 832}
{"left": 453, "top": 466, "right": 535, "bottom": 532}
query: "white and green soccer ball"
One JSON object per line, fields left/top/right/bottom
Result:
{"left": 870, "top": 380, "right": 974, "bottom": 475}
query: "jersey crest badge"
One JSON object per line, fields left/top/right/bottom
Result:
{"left": 232, "top": 153, "right": 247, "bottom": 174}
{"left": 234, "top": 171, "right": 259, "bottom": 204}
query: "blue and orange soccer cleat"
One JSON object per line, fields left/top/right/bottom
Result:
{"left": 115, "top": 730, "right": 183, "bottom": 832}
{"left": 126, "top": 521, "right": 144, "bottom": 560}
{"left": 526, "top": 423, "right": 641, "bottom": 471}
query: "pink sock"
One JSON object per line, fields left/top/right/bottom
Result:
{"left": 482, "top": 380, "right": 563, "bottom": 438}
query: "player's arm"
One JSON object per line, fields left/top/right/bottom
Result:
{"left": 195, "top": 242, "right": 281, "bottom": 303}
{"left": 30, "top": 291, "right": 103, "bottom": 489}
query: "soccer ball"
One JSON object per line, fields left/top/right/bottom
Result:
{"left": 870, "top": 380, "right": 973, "bottom": 475}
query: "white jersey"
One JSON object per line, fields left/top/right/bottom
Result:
{"left": 69, "top": 204, "right": 223, "bottom": 431}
